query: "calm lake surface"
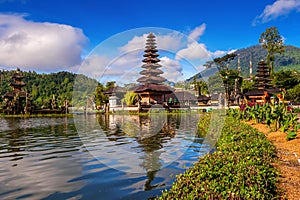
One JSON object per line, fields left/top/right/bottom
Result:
{"left": 0, "top": 113, "right": 211, "bottom": 200}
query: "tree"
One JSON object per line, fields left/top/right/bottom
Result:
{"left": 94, "top": 83, "right": 107, "bottom": 106}
{"left": 241, "top": 79, "right": 255, "bottom": 94}
{"left": 272, "top": 70, "right": 300, "bottom": 90}
{"left": 259, "top": 26, "right": 285, "bottom": 74}
{"left": 219, "top": 69, "right": 242, "bottom": 98}
{"left": 286, "top": 83, "right": 300, "bottom": 102}
{"left": 105, "top": 81, "right": 116, "bottom": 90}
{"left": 193, "top": 77, "right": 208, "bottom": 96}
{"left": 213, "top": 53, "right": 237, "bottom": 70}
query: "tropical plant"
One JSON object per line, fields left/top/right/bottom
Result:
{"left": 122, "top": 91, "right": 139, "bottom": 106}
{"left": 228, "top": 102, "right": 299, "bottom": 140}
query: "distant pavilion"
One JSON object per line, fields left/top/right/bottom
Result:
{"left": 245, "top": 60, "right": 280, "bottom": 103}
{"left": 2, "top": 68, "right": 30, "bottom": 114}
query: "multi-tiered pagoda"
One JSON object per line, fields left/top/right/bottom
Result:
{"left": 135, "top": 33, "right": 173, "bottom": 107}
{"left": 2, "top": 68, "right": 30, "bottom": 114}
{"left": 254, "top": 60, "right": 273, "bottom": 90}
{"left": 245, "top": 60, "right": 280, "bottom": 103}
{"left": 137, "top": 33, "right": 166, "bottom": 84}
{"left": 3, "top": 68, "right": 27, "bottom": 99}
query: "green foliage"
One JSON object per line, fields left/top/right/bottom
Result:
{"left": 193, "top": 77, "right": 208, "bottom": 96}
{"left": 228, "top": 103, "right": 299, "bottom": 140}
{"left": 213, "top": 53, "right": 237, "bottom": 69}
{"left": 286, "top": 83, "right": 300, "bottom": 102}
{"left": 207, "top": 72, "right": 224, "bottom": 93}
{"left": 207, "top": 69, "right": 242, "bottom": 96}
{"left": 159, "top": 116, "right": 280, "bottom": 199}
{"left": 222, "top": 45, "right": 300, "bottom": 77}
{"left": 94, "top": 83, "right": 107, "bottom": 106}
{"left": 272, "top": 70, "right": 300, "bottom": 90}
{"left": 241, "top": 79, "right": 255, "bottom": 93}
{"left": 0, "top": 70, "right": 101, "bottom": 108}
{"left": 122, "top": 91, "right": 139, "bottom": 106}
{"left": 259, "top": 26, "right": 285, "bottom": 74}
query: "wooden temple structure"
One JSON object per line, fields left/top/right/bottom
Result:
{"left": 134, "top": 33, "right": 173, "bottom": 109}
{"left": 245, "top": 60, "right": 280, "bottom": 103}
{"left": 2, "top": 68, "right": 31, "bottom": 114}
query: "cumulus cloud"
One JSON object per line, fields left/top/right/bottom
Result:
{"left": 79, "top": 51, "right": 143, "bottom": 84}
{"left": 188, "top": 23, "right": 206, "bottom": 42}
{"left": 160, "top": 56, "right": 183, "bottom": 82}
{"left": 176, "top": 42, "right": 211, "bottom": 60}
{"left": 79, "top": 54, "right": 110, "bottom": 77}
{"left": 119, "top": 32, "right": 183, "bottom": 53}
{"left": 253, "top": 0, "right": 300, "bottom": 25}
{"left": 175, "top": 25, "right": 231, "bottom": 62}
{"left": 0, "top": 14, "right": 87, "bottom": 71}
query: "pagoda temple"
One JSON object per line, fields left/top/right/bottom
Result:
{"left": 135, "top": 33, "right": 173, "bottom": 108}
{"left": 2, "top": 68, "right": 30, "bottom": 114}
{"left": 245, "top": 60, "right": 280, "bottom": 103}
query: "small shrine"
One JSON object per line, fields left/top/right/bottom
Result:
{"left": 134, "top": 33, "right": 173, "bottom": 109}
{"left": 2, "top": 68, "right": 31, "bottom": 114}
{"left": 245, "top": 60, "right": 280, "bottom": 103}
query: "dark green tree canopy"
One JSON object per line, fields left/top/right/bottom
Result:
{"left": 259, "top": 26, "right": 285, "bottom": 74}
{"left": 272, "top": 70, "right": 300, "bottom": 90}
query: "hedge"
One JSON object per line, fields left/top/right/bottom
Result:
{"left": 158, "top": 116, "right": 280, "bottom": 199}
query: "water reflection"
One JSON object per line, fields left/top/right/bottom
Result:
{"left": 0, "top": 117, "right": 86, "bottom": 200}
{"left": 92, "top": 113, "right": 200, "bottom": 190}
{"left": 0, "top": 114, "right": 210, "bottom": 200}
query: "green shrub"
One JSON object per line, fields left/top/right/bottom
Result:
{"left": 158, "top": 116, "right": 280, "bottom": 199}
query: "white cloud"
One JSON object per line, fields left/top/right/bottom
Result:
{"left": 175, "top": 42, "right": 211, "bottom": 61}
{"left": 0, "top": 14, "right": 87, "bottom": 71}
{"left": 79, "top": 54, "right": 110, "bottom": 77}
{"left": 160, "top": 56, "right": 183, "bottom": 82}
{"left": 118, "top": 35, "right": 146, "bottom": 53}
{"left": 119, "top": 32, "right": 183, "bottom": 53}
{"left": 188, "top": 23, "right": 206, "bottom": 42}
{"left": 79, "top": 51, "right": 143, "bottom": 84}
{"left": 253, "top": 0, "right": 300, "bottom": 25}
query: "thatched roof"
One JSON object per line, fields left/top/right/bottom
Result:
{"left": 103, "top": 86, "right": 126, "bottom": 95}
{"left": 136, "top": 76, "right": 166, "bottom": 84}
{"left": 165, "top": 91, "right": 198, "bottom": 101}
{"left": 197, "top": 95, "right": 211, "bottom": 101}
{"left": 3, "top": 90, "right": 27, "bottom": 98}
{"left": 134, "top": 83, "right": 173, "bottom": 93}
{"left": 245, "top": 87, "right": 281, "bottom": 97}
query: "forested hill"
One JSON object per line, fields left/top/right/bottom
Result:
{"left": 0, "top": 70, "right": 98, "bottom": 108}
{"left": 228, "top": 45, "right": 300, "bottom": 77}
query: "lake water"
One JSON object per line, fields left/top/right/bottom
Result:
{"left": 0, "top": 113, "right": 212, "bottom": 200}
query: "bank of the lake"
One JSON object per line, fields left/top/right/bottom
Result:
{"left": 0, "top": 113, "right": 74, "bottom": 118}
{"left": 159, "top": 116, "right": 281, "bottom": 199}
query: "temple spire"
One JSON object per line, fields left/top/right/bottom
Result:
{"left": 137, "top": 33, "right": 166, "bottom": 84}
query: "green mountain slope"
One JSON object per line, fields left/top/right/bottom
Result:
{"left": 0, "top": 70, "right": 98, "bottom": 108}
{"left": 188, "top": 45, "right": 300, "bottom": 82}
{"left": 228, "top": 45, "right": 300, "bottom": 77}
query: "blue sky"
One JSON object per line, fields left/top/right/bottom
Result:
{"left": 0, "top": 0, "right": 300, "bottom": 82}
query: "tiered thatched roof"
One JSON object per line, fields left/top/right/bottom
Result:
{"left": 136, "top": 33, "right": 166, "bottom": 84}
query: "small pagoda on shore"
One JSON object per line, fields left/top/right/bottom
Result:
{"left": 245, "top": 60, "right": 280, "bottom": 103}
{"left": 2, "top": 68, "right": 31, "bottom": 114}
{"left": 134, "top": 33, "right": 173, "bottom": 108}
